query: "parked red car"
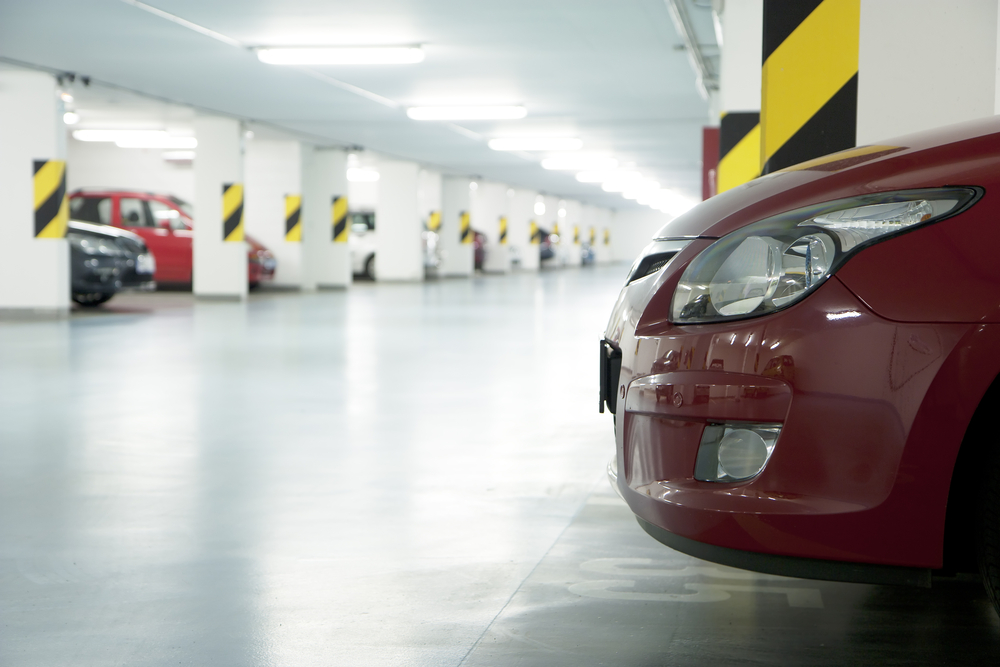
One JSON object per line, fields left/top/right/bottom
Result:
{"left": 601, "top": 116, "right": 1000, "bottom": 615}
{"left": 68, "top": 190, "right": 275, "bottom": 286}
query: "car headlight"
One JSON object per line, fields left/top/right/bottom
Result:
{"left": 670, "top": 188, "right": 980, "bottom": 324}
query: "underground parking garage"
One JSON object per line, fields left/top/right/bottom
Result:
{"left": 2, "top": 0, "right": 1000, "bottom": 664}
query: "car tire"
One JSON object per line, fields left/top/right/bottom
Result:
{"left": 364, "top": 255, "right": 376, "bottom": 280}
{"left": 978, "top": 443, "right": 1000, "bottom": 617}
{"left": 72, "top": 292, "right": 114, "bottom": 306}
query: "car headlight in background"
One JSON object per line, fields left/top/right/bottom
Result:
{"left": 136, "top": 253, "right": 156, "bottom": 275}
{"left": 670, "top": 188, "right": 980, "bottom": 324}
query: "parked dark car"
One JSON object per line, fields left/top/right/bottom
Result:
{"left": 69, "top": 220, "right": 155, "bottom": 306}
{"left": 473, "top": 230, "right": 487, "bottom": 271}
{"left": 539, "top": 227, "right": 556, "bottom": 261}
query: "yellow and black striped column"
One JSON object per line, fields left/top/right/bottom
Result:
{"left": 761, "top": 0, "right": 859, "bottom": 174}
{"left": 33, "top": 160, "right": 68, "bottom": 238}
{"left": 460, "top": 211, "right": 472, "bottom": 244}
{"left": 332, "top": 196, "right": 348, "bottom": 243}
{"left": 222, "top": 183, "right": 244, "bottom": 242}
{"left": 717, "top": 112, "right": 760, "bottom": 193}
{"left": 603, "top": 228, "right": 610, "bottom": 246}
{"left": 498, "top": 216, "right": 507, "bottom": 245}
{"left": 284, "top": 194, "right": 302, "bottom": 242}
{"left": 589, "top": 227, "right": 595, "bottom": 245}
{"left": 530, "top": 221, "right": 540, "bottom": 245}
{"left": 572, "top": 226, "right": 580, "bottom": 245}
{"left": 427, "top": 210, "right": 441, "bottom": 232}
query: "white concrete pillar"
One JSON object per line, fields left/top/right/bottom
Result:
{"left": 417, "top": 168, "right": 442, "bottom": 276}
{"left": 244, "top": 139, "right": 302, "bottom": 288}
{"left": 0, "top": 70, "right": 69, "bottom": 312}
{"left": 440, "top": 176, "right": 473, "bottom": 277}
{"left": 509, "top": 189, "right": 539, "bottom": 271}
{"left": 561, "top": 200, "right": 583, "bottom": 267}
{"left": 857, "top": 0, "right": 997, "bottom": 144}
{"left": 540, "top": 195, "right": 560, "bottom": 267}
{"left": 715, "top": 0, "right": 763, "bottom": 193}
{"left": 595, "top": 208, "right": 614, "bottom": 264}
{"left": 301, "top": 147, "right": 350, "bottom": 289}
{"left": 375, "top": 159, "right": 423, "bottom": 282}
{"left": 473, "top": 181, "right": 510, "bottom": 273}
{"left": 193, "top": 116, "right": 247, "bottom": 299}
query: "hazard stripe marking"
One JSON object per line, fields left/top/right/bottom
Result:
{"left": 530, "top": 221, "right": 540, "bottom": 244}
{"left": 589, "top": 228, "right": 596, "bottom": 245}
{"left": 222, "top": 183, "right": 244, "bottom": 242}
{"left": 332, "top": 196, "right": 348, "bottom": 243}
{"left": 603, "top": 229, "right": 610, "bottom": 246}
{"left": 764, "top": 74, "right": 857, "bottom": 174}
{"left": 718, "top": 119, "right": 761, "bottom": 193}
{"left": 573, "top": 226, "right": 580, "bottom": 244}
{"left": 460, "top": 211, "right": 471, "bottom": 244}
{"left": 762, "top": 0, "right": 824, "bottom": 62}
{"left": 285, "top": 194, "right": 302, "bottom": 242}
{"left": 761, "top": 0, "right": 859, "bottom": 173}
{"left": 33, "top": 160, "right": 69, "bottom": 238}
{"left": 499, "top": 216, "right": 507, "bottom": 244}
{"left": 427, "top": 211, "right": 441, "bottom": 232}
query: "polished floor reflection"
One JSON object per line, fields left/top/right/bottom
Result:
{"left": 0, "top": 265, "right": 997, "bottom": 666}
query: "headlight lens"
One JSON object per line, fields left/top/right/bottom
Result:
{"left": 671, "top": 188, "right": 979, "bottom": 324}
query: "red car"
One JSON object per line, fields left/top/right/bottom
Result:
{"left": 68, "top": 190, "right": 275, "bottom": 286}
{"left": 601, "top": 116, "right": 1000, "bottom": 615}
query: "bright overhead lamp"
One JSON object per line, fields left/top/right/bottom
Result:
{"left": 407, "top": 105, "right": 526, "bottom": 121}
{"left": 257, "top": 46, "right": 424, "bottom": 65}
{"left": 72, "top": 129, "right": 197, "bottom": 149}
{"left": 576, "top": 170, "right": 615, "bottom": 183}
{"left": 347, "top": 167, "right": 380, "bottom": 182}
{"left": 163, "top": 151, "right": 195, "bottom": 161}
{"left": 542, "top": 156, "right": 617, "bottom": 171}
{"left": 62, "top": 111, "right": 80, "bottom": 125}
{"left": 488, "top": 137, "right": 583, "bottom": 151}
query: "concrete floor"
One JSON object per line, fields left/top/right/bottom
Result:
{"left": 0, "top": 264, "right": 997, "bottom": 666}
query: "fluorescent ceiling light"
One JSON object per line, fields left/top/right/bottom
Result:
{"left": 163, "top": 151, "right": 195, "bottom": 161}
{"left": 73, "top": 130, "right": 197, "bottom": 149}
{"left": 542, "top": 156, "right": 617, "bottom": 171}
{"left": 575, "top": 171, "right": 615, "bottom": 183}
{"left": 347, "top": 167, "right": 380, "bottom": 182}
{"left": 407, "top": 105, "right": 526, "bottom": 121}
{"left": 533, "top": 201, "right": 546, "bottom": 215}
{"left": 62, "top": 112, "right": 80, "bottom": 125}
{"left": 489, "top": 137, "right": 583, "bottom": 151}
{"left": 258, "top": 47, "right": 424, "bottom": 65}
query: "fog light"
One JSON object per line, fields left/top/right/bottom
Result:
{"left": 694, "top": 423, "right": 781, "bottom": 482}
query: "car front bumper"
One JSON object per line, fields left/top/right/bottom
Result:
{"left": 604, "top": 246, "right": 975, "bottom": 581}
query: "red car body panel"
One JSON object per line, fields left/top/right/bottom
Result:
{"left": 69, "top": 190, "right": 274, "bottom": 285}
{"left": 606, "top": 116, "right": 1000, "bottom": 577}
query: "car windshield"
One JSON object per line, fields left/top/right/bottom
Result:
{"left": 168, "top": 196, "right": 194, "bottom": 219}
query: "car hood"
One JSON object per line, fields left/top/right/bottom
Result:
{"left": 656, "top": 115, "right": 1000, "bottom": 240}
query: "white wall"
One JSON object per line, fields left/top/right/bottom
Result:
{"left": 67, "top": 139, "right": 194, "bottom": 203}
{"left": 244, "top": 139, "right": 302, "bottom": 287}
{"left": 417, "top": 169, "right": 441, "bottom": 222}
{"left": 858, "top": 0, "right": 998, "bottom": 144}
{"left": 611, "top": 209, "right": 672, "bottom": 262}
{"left": 301, "top": 147, "right": 350, "bottom": 289}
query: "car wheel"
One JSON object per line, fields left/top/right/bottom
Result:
{"left": 978, "top": 443, "right": 1000, "bottom": 617}
{"left": 364, "top": 255, "right": 376, "bottom": 280}
{"left": 72, "top": 292, "right": 114, "bottom": 306}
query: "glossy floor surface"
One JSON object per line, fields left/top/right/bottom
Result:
{"left": 1, "top": 265, "right": 997, "bottom": 666}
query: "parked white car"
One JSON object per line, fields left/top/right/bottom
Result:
{"left": 349, "top": 211, "right": 377, "bottom": 279}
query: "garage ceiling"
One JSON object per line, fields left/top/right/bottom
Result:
{"left": 0, "top": 0, "right": 716, "bottom": 210}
